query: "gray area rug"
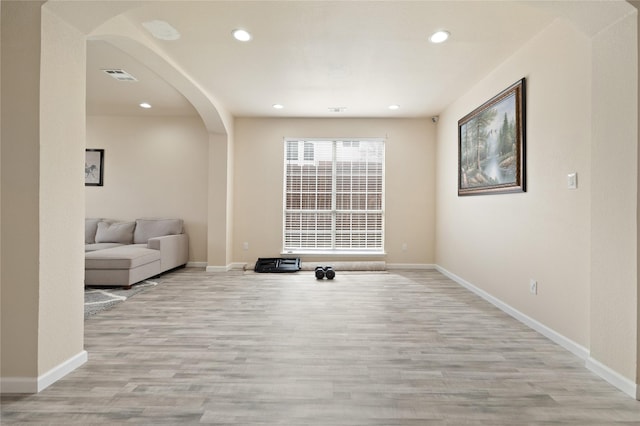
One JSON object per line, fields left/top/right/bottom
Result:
{"left": 84, "top": 280, "right": 157, "bottom": 319}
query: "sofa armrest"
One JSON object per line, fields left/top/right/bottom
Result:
{"left": 148, "top": 234, "right": 189, "bottom": 272}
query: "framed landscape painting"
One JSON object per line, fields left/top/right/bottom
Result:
{"left": 458, "top": 78, "right": 526, "bottom": 196}
{"left": 85, "top": 149, "right": 104, "bottom": 186}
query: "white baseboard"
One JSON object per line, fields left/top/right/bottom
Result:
{"left": 186, "top": 261, "right": 207, "bottom": 268}
{"left": 586, "top": 356, "right": 638, "bottom": 399}
{"left": 206, "top": 265, "right": 229, "bottom": 272}
{"left": 435, "top": 265, "right": 589, "bottom": 361}
{"left": 386, "top": 263, "right": 436, "bottom": 270}
{"left": 434, "top": 265, "right": 640, "bottom": 399}
{"left": 205, "top": 263, "right": 247, "bottom": 272}
{"left": 1, "top": 350, "right": 88, "bottom": 394}
{"left": 213, "top": 261, "right": 429, "bottom": 272}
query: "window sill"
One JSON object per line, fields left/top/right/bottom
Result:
{"left": 281, "top": 250, "right": 386, "bottom": 257}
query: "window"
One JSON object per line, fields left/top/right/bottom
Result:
{"left": 284, "top": 139, "right": 384, "bottom": 252}
{"left": 303, "top": 142, "right": 314, "bottom": 161}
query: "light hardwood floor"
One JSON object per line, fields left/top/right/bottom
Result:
{"left": 3, "top": 268, "right": 640, "bottom": 425}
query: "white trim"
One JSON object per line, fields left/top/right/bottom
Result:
{"left": 435, "top": 265, "right": 589, "bottom": 361}
{"left": 586, "top": 356, "right": 638, "bottom": 400}
{"left": 228, "top": 262, "right": 247, "bottom": 270}
{"left": 37, "top": 351, "right": 88, "bottom": 392}
{"left": 285, "top": 137, "right": 386, "bottom": 143}
{"left": 1, "top": 350, "right": 88, "bottom": 394}
{"left": 206, "top": 265, "right": 231, "bottom": 272}
{"left": 386, "top": 263, "right": 436, "bottom": 270}
{"left": 281, "top": 251, "right": 386, "bottom": 257}
{"left": 205, "top": 263, "right": 247, "bottom": 273}
{"left": 186, "top": 261, "right": 207, "bottom": 268}
{"left": 435, "top": 264, "right": 640, "bottom": 399}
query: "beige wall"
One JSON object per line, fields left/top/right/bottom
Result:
{"left": 436, "top": 19, "right": 593, "bottom": 346}
{"left": 38, "top": 6, "right": 86, "bottom": 375}
{"left": 207, "top": 132, "right": 234, "bottom": 268}
{"left": 634, "top": 0, "right": 640, "bottom": 387}
{"left": 86, "top": 115, "right": 209, "bottom": 263}
{"left": 1, "top": 0, "right": 42, "bottom": 379}
{"left": 590, "top": 11, "right": 638, "bottom": 381}
{"left": 2, "top": 0, "right": 86, "bottom": 384}
{"left": 436, "top": 14, "right": 638, "bottom": 382}
{"left": 233, "top": 118, "right": 436, "bottom": 266}
{"left": 0, "top": 0, "right": 3, "bottom": 379}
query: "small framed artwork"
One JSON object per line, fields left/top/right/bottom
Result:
{"left": 458, "top": 78, "right": 526, "bottom": 196}
{"left": 85, "top": 149, "right": 104, "bottom": 186}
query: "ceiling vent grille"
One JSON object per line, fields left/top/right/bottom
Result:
{"left": 102, "top": 69, "right": 138, "bottom": 82}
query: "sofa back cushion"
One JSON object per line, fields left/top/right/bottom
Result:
{"left": 134, "top": 218, "right": 183, "bottom": 244}
{"left": 85, "top": 218, "right": 101, "bottom": 244}
{"left": 95, "top": 221, "right": 135, "bottom": 244}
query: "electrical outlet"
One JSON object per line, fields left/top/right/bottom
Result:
{"left": 243, "top": 242, "right": 249, "bottom": 251}
{"left": 402, "top": 243, "right": 408, "bottom": 252}
{"left": 530, "top": 279, "right": 538, "bottom": 295}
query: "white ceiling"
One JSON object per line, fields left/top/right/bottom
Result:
{"left": 82, "top": 1, "right": 635, "bottom": 119}
{"left": 87, "top": 40, "right": 198, "bottom": 116}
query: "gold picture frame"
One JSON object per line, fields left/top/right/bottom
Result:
{"left": 458, "top": 78, "right": 526, "bottom": 196}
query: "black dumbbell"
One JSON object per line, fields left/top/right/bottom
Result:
{"left": 314, "top": 266, "right": 325, "bottom": 279}
{"left": 324, "top": 266, "right": 335, "bottom": 280}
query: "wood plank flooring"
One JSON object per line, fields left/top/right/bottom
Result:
{"left": 3, "top": 268, "right": 640, "bottom": 424}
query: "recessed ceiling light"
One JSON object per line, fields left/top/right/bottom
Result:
{"left": 232, "top": 29, "right": 252, "bottom": 42}
{"left": 388, "top": 104, "right": 400, "bottom": 110}
{"left": 429, "top": 30, "right": 450, "bottom": 44}
{"left": 273, "top": 104, "right": 284, "bottom": 109}
{"left": 139, "top": 102, "right": 152, "bottom": 109}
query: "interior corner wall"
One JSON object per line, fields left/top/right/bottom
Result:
{"left": 206, "top": 132, "right": 230, "bottom": 268}
{"left": 629, "top": 0, "right": 640, "bottom": 393}
{"left": 232, "top": 118, "right": 436, "bottom": 266}
{"left": 1, "top": 0, "right": 43, "bottom": 381}
{"left": 1, "top": 0, "right": 87, "bottom": 389}
{"left": 0, "top": 0, "right": 3, "bottom": 342}
{"left": 590, "top": 10, "right": 638, "bottom": 382}
{"left": 85, "top": 115, "right": 209, "bottom": 264}
{"left": 226, "top": 127, "right": 235, "bottom": 267}
{"left": 38, "top": 5, "right": 86, "bottom": 376}
{"left": 635, "top": 0, "right": 640, "bottom": 389}
{"left": 435, "top": 19, "right": 593, "bottom": 348}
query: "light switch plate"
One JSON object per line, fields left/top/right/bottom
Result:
{"left": 567, "top": 172, "right": 577, "bottom": 189}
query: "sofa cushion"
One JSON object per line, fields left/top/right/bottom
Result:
{"left": 85, "top": 218, "right": 101, "bottom": 244}
{"left": 85, "top": 246, "right": 161, "bottom": 269}
{"left": 85, "top": 242, "right": 124, "bottom": 252}
{"left": 134, "top": 218, "right": 183, "bottom": 244}
{"left": 95, "top": 221, "right": 135, "bottom": 244}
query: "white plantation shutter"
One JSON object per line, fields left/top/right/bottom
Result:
{"left": 284, "top": 139, "right": 384, "bottom": 252}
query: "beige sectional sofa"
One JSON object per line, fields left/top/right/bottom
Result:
{"left": 85, "top": 218, "right": 189, "bottom": 288}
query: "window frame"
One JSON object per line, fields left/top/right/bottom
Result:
{"left": 282, "top": 138, "right": 385, "bottom": 255}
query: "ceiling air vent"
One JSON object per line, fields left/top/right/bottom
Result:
{"left": 102, "top": 69, "right": 138, "bottom": 82}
